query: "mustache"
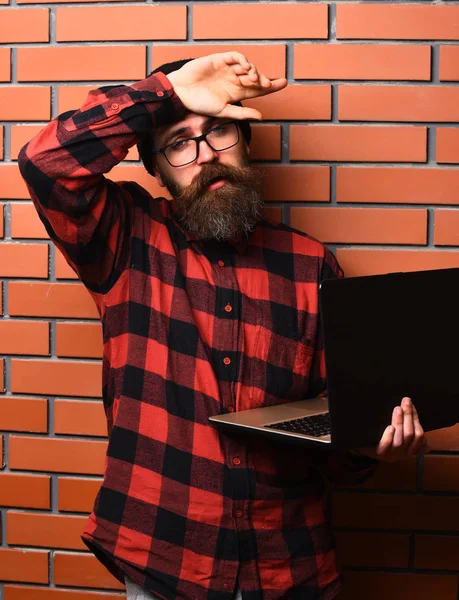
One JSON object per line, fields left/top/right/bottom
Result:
{"left": 177, "top": 163, "right": 247, "bottom": 199}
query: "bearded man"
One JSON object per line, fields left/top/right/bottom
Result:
{"left": 19, "top": 53, "right": 428, "bottom": 600}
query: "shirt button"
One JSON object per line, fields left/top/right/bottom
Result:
{"left": 217, "top": 260, "right": 225, "bottom": 267}
{"left": 224, "top": 304, "right": 232, "bottom": 313}
{"left": 110, "top": 103, "right": 119, "bottom": 111}
{"left": 235, "top": 510, "right": 243, "bottom": 518}
{"left": 233, "top": 457, "right": 241, "bottom": 466}
{"left": 223, "top": 357, "right": 231, "bottom": 366}
{"left": 157, "top": 90, "right": 164, "bottom": 97}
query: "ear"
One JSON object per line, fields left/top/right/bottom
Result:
{"left": 152, "top": 163, "right": 166, "bottom": 188}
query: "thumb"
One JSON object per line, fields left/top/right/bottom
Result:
{"left": 218, "top": 104, "right": 262, "bottom": 121}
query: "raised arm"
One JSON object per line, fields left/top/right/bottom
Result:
{"left": 18, "top": 52, "right": 287, "bottom": 294}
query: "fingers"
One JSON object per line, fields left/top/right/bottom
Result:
{"left": 218, "top": 104, "right": 262, "bottom": 121}
{"left": 376, "top": 425, "right": 395, "bottom": 457}
{"left": 409, "top": 402, "right": 428, "bottom": 454}
{"left": 392, "top": 404, "right": 404, "bottom": 448}
{"left": 401, "top": 397, "right": 414, "bottom": 449}
{"left": 220, "top": 52, "right": 252, "bottom": 71}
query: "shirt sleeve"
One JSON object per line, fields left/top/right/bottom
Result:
{"left": 18, "top": 72, "right": 186, "bottom": 295}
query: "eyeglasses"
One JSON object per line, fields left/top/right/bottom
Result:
{"left": 152, "top": 121, "right": 240, "bottom": 168}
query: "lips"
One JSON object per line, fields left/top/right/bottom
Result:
{"left": 207, "top": 178, "right": 226, "bottom": 191}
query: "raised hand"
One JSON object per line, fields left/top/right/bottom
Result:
{"left": 354, "top": 397, "right": 430, "bottom": 462}
{"left": 167, "top": 52, "right": 288, "bottom": 121}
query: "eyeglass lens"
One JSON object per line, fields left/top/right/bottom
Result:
{"left": 165, "top": 123, "right": 239, "bottom": 167}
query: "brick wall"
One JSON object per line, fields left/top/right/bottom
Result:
{"left": 1, "top": 2, "right": 459, "bottom": 599}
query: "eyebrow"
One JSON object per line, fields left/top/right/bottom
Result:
{"left": 162, "top": 117, "right": 217, "bottom": 147}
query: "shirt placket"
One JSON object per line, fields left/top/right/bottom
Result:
{"left": 210, "top": 246, "right": 257, "bottom": 590}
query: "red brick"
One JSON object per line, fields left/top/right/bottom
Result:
{"left": 333, "top": 492, "right": 459, "bottom": 531}
{"left": 440, "top": 46, "right": 459, "bottom": 81}
{"left": 11, "top": 359, "right": 102, "bottom": 398}
{"left": 152, "top": 44, "right": 286, "bottom": 80}
{"left": 126, "top": 146, "right": 139, "bottom": 162}
{"left": 0, "top": 8, "right": 49, "bottom": 43}
{"left": 415, "top": 535, "right": 459, "bottom": 571}
{"left": 294, "top": 44, "right": 430, "bottom": 81}
{"left": 7, "top": 511, "right": 87, "bottom": 550}
{"left": 250, "top": 125, "right": 281, "bottom": 162}
{"left": 337, "top": 167, "right": 459, "bottom": 205}
{"left": 193, "top": 4, "right": 327, "bottom": 40}
{"left": 434, "top": 210, "right": 459, "bottom": 246}
{"left": 56, "top": 322, "right": 103, "bottom": 359}
{"left": 54, "top": 399, "right": 107, "bottom": 437}
{"left": 290, "top": 125, "right": 426, "bottom": 163}
{"left": 8, "top": 282, "right": 99, "bottom": 319}
{"left": 10, "top": 203, "right": 49, "bottom": 239}
{"left": 426, "top": 424, "right": 459, "bottom": 452}
{"left": 9, "top": 436, "right": 106, "bottom": 474}
{"left": 337, "top": 4, "right": 459, "bottom": 41}
{"left": 347, "top": 458, "right": 417, "bottom": 492}
{"left": 0, "top": 243, "right": 48, "bottom": 278}
{"left": 341, "top": 572, "right": 457, "bottom": 600}
{"left": 0, "top": 164, "right": 34, "bottom": 199}
{"left": 55, "top": 249, "right": 78, "bottom": 280}
{"left": 0, "top": 47, "right": 10, "bottom": 81}
{"left": 19, "top": 0, "right": 135, "bottom": 5}
{"left": 17, "top": 46, "right": 146, "bottom": 82}
{"left": 339, "top": 86, "right": 459, "bottom": 122}
{"left": 0, "top": 397, "right": 48, "bottom": 433}
{"left": 57, "top": 5, "right": 185, "bottom": 42}
{"left": 423, "top": 455, "right": 459, "bottom": 492}
{"left": 58, "top": 477, "right": 102, "bottom": 513}
{"left": 10, "top": 125, "right": 46, "bottom": 161}
{"left": 436, "top": 128, "right": 459, "bottom": 164}
{"left": 244, "top": 85, "right": 331, "bottom": 121}
{"left": 262, "top": 166, "right": 330, "bottom": 202}
{"left": 0, "top": 87, "right": 50, "bottom": 121}
{"left": 335, "top": 532, "right": 409, "bottom": 568}
{"left": 0, "top": 320, "right": 49, "bottom": 355}
{"left": 4, "top": 587, "right": 123, "bottom": 600}
{"left": 0, "top": 473, "right": 50, "bottom": 509}
{"left": 57, "top": 85, "right": 94, "bottom": 113}
{"left": 336, "top": 249, "right": 459, "bottom": 278}
{"left": 0, "top": 548, "right": 48, "bottom": 584}
{"left": 290, "top": 207, "right": 427, "bottom": 245}
{"left": 54, "top": 552, "right": 124, "bottom": 590}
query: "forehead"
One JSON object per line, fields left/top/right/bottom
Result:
{"left": 154, "top": 112, "right": 223, "bottom": 146}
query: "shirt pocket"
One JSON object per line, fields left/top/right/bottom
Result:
{"left": 249, "top": 328, "right": 315, "bottom": 407}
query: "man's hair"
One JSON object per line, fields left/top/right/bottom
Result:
{"left": 137, "top": 58, "right": 252, "bottom": 176}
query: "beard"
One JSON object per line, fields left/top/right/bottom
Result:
{"left": 159, "top": 162, "right": 264, "bottom": 242}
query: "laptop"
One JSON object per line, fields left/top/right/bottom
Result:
{"left": 209, "top": 268, "right": 459, "bottom": 450}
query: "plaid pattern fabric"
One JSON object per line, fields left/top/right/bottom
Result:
{"left": 19, "top": 73, "right": 376, "bottom": 600}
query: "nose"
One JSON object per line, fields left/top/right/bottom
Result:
{"left": 196, "top": 138, "right": 218, "bottom": 165}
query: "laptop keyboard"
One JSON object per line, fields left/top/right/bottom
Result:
{"left": 265, "top": 412, "right": 331, "bottom": 437}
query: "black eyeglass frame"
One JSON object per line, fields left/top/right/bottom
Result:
{"left": 151, "top": 121, "right": 240, "bottom": 167}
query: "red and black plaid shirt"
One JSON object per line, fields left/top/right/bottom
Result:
{"left": 19, "top": 72, "right": 375, "bottom": 600}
